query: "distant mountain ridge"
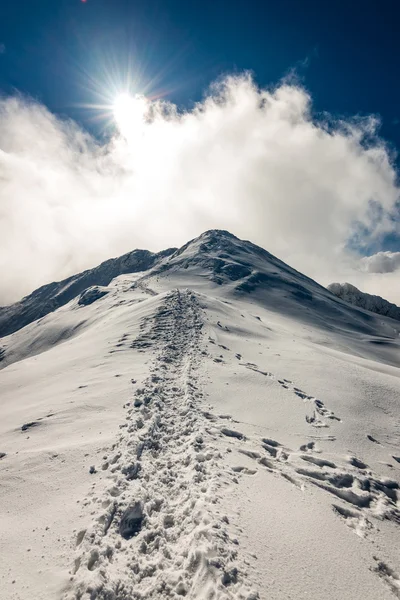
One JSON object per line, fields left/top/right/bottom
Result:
{"left": 328, "top": 282, "right": 400, "bottom": 322}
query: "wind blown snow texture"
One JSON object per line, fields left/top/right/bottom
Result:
{"left": 1, "top": 230, "right": 400, "bottom": 600}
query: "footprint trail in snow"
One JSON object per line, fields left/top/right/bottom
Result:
{"left": 65, "top": 290, "right": 258, "bottom": 600}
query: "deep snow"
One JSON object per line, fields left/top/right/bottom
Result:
{"left": 1, "top": 230, "right": 400, "bottom": 600}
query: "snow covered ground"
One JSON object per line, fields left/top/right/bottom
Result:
{"left": 1, "top": 230, "right": 400, "bottom": 599}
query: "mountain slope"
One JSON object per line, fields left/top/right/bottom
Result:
{"left": 328, "top": 282, "right": 400, "bottom": 322}
{"left": 2, "top": 230, "right": 400, "bottom": 367}
{"left": 0, "top": 246, "right": 176, "bottom": 339}
{"left": 1, "top": 230, "right": 400, "bottom": 600}
{"left": 145, "top": 230, "right": 400, "bottom": 340}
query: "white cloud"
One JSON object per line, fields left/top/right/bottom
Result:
{"left": 360, "top": 251, "right": 400, "bottom": 274}
{"left": 0, "top": 74, "right": 399, "bottom": 305}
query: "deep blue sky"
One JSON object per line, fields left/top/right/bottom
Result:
{"left": 0, "top": 0, "right": 398, "bottom": 133}
{"left": 0, "top": 0, "right": 399, "bottom": 246}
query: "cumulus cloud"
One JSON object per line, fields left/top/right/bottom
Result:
{"left": 0, "top": 74, "right": 400, "bottom": 305}
{"left": 360, "top": 251, "right": 400, "bottom": 273}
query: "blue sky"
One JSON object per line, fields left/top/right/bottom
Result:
{"left": 0, "top": 0, "right": 399, "bottom": 149}
{"left": 1, "top": 0, "right": 400, "bottom": 303}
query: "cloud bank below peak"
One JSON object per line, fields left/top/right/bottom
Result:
{"left": 0, "top": 74, "right": 399, "bottom": 305}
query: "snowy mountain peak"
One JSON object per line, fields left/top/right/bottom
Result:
{"left": 152, "top": 228, "right": 299, "bottom": 287}
{"left": 0, "top": 230, "right": 295, "bottom": 338}
{"left": 191, "top": 228, "right": 239, "bottom": 242}
{"left": 166, "top": 229, "right": 248, "bottom": 264}
{"left": 328, "top": 282, "right": 400, "bottom": 322}
{"left": 2, "top": 230, "right": 400, "bottom": 349}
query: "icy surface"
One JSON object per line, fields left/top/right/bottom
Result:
{"left": 1, "top": 230, "right": 400, "bottom": 599}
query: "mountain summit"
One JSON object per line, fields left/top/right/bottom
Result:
{"left": 1, "top": 229, "right": 397, "bottom": 342}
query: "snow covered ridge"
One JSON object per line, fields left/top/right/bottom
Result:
{"left": 0, "top": 247, "right": 176, "bottom": 338}
{"left": 328, "top": 282, "right": 400, "bottom": 322}
{"left": 1, "top": 228, "right": 397, "bottom": 341}
{"left": 2, "top": 229, "right": 400, "bottom": 370}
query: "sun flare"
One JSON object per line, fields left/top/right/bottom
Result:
{"left": 113, "top": 93, "right": 148, "bottom": 137}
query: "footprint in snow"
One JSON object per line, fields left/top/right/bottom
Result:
{"left": 243, "top": 363, "right": 273, "bottom": 377}
{"left": 119, "top": 503, "right": 144, "bottom": 539}
{"left": 374, "top": 558, "right": 400, "bottom": 597}
{"left": 332, "top": 504, "right": 373, "bottom": 537}
{"left": 21, "top": 421, "right": 40, "bottom": 432}
{"left": 299, "top": 441, "right": 316, "bottom": 452}
{"left": 294, "top": 390, "right": 311, "bottom": 400}
{"left": 221, "top": 427, "right": 246, "bottom": 441}
{"left": 348, "top": 456, "right": 368, "bottom": 470}
{"left": 300, "top": 455, "right": 337, "bottom": 468}
{"left": 232, "top": 466, "right": 257, "bottom": 475}
{"left": 296, "top": 460, "right": 400, "bottom": 527}
{"left": 262, "top": 438, "right": 281, "bottom": 448}
{"left": 306, "top": 412, "right": 329, "bottom": 428}
{"left": 309, "top": 434, "right": 336, "bottom": 442}
{"left": 237, "top": 448, "right": 276, "bottom": 473}
{"left": 281, "top": 381, "right": 341, "bottom": 423}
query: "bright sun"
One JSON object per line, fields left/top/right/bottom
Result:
{"left": 113, "top": 93, "right": 148, "bottom": 137}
